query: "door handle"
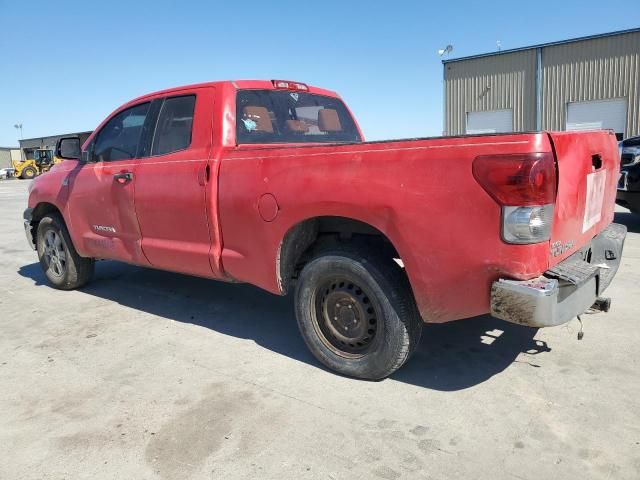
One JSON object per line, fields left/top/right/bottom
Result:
{"left": 113, "top": 172, "right": 133, "bottom": 184}
{"left": 197, "top": 165, "right": 209, "bottom": 186}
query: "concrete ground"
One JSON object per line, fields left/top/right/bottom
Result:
{"left": 0, "top": 178, "right": 639, "bottom": 480}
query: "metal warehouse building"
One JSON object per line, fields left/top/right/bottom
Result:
{"left": 19, "top": 131, "right": 93, "bottom": 160}
{"left": 443, "top": 28, "right": 640, "bottom": 140}
{"left": 0, "top": 147, "right": 21, "bottom": 169}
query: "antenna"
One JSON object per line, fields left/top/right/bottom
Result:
{"left": 438, "top": 44, "right": 454, "bottom": 57}
{"left": 496, "top": 40, "right": 502, "bottom": 52}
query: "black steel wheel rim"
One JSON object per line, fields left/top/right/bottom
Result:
{"left": 313, "top": 276, "right": 380, "bottom": 357}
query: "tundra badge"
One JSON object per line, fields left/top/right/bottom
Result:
{"left": 551, "top": 240, "right": 575, "bottom": 257}
{"left": 93, "top": 225, "right": 116, "bottom": 233}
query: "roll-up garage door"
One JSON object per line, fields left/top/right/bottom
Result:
{"left": 466, "top": 109, "right": 514, "bottom": 134}
{"left": 566, "top": 99, "right": 627, "bottom": 138}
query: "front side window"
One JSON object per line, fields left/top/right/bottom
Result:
{"left": 236, "top": 90, "right": 361, "bottom": 144}
{"left": 151, "top": 95, "right": 196, "bottom": 155}
{"left": 93, "top": 102, "right": 150, "bottom": 162}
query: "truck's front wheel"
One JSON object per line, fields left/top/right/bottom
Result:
{"left": 36, "top": 213, "right": 95, "bottom": 290}
{"left": 295, "top": 247, "right": 422, "bottom": 380}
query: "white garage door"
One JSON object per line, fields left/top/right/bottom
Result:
{"left": 566, "top": 99, "right": 627, "bottom": 137}
{"left": 466, "top": 109, "right": 514, "bottom": 134}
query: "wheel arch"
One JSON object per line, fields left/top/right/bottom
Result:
{"left": 277, "top": 215, "right": 412, "bottom": 296}
{"left": 32, "top": 201, "right": 63, "bottom": 222}
{"left": 27, "top": 202, "right": 64, "bottom": 245}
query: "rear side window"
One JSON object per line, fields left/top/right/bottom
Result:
{"left": 94, "top": 102, "right": 150, "bottom": 161}
{"left": 236, "top": 90, "right": 361, "bottom": 144}
{"left": 151, "top": 95, "right": 196, "bottom": 155}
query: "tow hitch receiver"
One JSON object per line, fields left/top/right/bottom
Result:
{"left": 591, "top": 296, "right": 611, "bottom": 313}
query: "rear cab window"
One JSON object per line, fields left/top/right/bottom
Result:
{"left": 236, "top": 90, "right": 361, "bottom": 144}
{"left": 151, "top": 95, "right": 196, "bottom": 155}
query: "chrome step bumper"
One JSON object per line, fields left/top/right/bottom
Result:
{"left": 490, "top": 223, "right": 627, "bottom": 327}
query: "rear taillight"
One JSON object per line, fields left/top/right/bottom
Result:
{"left": 473, "top": 152, "right": 557, "bottom": 244}
{"left": 472, "top": 152, "right": 556, "bottom": 206}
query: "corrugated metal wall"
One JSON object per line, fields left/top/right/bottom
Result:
{"left": 0, "top": 150, "right": 11, "bottom": 169}
{"left": 444, "top": 30, "right": 640, "bottom": 137}
{"left": 444, "top": 50, "right": 537, "bottom": 135}
{"left": 542, "top": 31, "right": 640, "bottom": 137}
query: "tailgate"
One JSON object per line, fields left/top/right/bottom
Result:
{"left": 547, "top": 130, "right": 620, "bottom": 267}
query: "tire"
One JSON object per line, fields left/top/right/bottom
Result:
{"left": 21, "top": 167, "right": 37, "bottom": 179}
{"left": 36, "top": 213, "right": 94, "bottom": 290}
{"left": 295, "top": 245, "right": 423, "bottom": 380}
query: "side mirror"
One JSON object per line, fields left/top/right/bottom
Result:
{"left": 56, "top": 137, "right": 81, "bottom": 160}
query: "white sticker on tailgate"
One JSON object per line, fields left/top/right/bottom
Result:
{"left": 583, "top": 170, "right": 607, "bottom": 233}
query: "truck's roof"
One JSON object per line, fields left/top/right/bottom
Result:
{"left": 129, "top": 80, "right": 340, "bottom": 104}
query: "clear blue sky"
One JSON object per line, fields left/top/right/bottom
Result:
{"left": 0, "top": 0, "right": 637, "bottom": 146}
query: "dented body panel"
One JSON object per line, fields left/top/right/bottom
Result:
{"left": 25, "top": 80, "right": 625, "bottom": 326}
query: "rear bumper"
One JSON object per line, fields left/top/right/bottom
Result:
{"left": 490, "top": 223, "right": 626, "bottom": 327}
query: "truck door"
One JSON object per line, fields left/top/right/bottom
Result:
{"left": 132, "top": 89, "right": 223, "bottom": 278}
{"left": 66, "top": 102, "right": 151, "bottom": 265}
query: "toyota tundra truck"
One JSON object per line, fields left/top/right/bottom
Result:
{"left": 23, "top": 80, "right": 626, "bottom": 379}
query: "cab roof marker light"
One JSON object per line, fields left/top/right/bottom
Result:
{"left": 271, "top": 80, "right": 309, "bottom": 91}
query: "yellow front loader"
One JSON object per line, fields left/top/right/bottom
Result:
{"left": 12, "top": 149, "right": 61, "bottom": 179}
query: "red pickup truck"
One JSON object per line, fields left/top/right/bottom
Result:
{"left": 24, "top": 80, "right": 626, "bottom": 379}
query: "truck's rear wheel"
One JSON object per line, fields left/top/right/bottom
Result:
{"left": 21, "top": 166, "right": 37, "bottom": 179}
{"left": 36, "top": 213, "right": 94, "bottom": 290}
{"left": 295, "top": 246, "right": 422, "bottom": 380}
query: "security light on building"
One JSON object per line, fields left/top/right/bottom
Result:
{"left": 443, "top": 28, "right": 640, "bottom": 140}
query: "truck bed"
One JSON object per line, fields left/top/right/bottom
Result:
{"left": 218, "top": 130, "right": 620, "bottom": 323}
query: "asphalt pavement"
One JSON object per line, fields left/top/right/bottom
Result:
{"left": 1, "top": 178, "right": 639, "bottom": 480}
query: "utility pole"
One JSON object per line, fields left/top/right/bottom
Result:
{"left": 14, "top": 123, "right": 23, "bottom": 139}
{"left": 14, "top": 123, "right": 24, "bottom": 160}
